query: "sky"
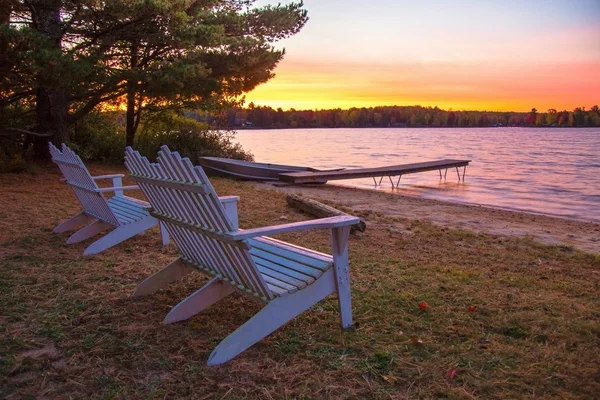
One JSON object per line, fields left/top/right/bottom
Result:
{"left": 244, "top": 0, "right": 600, "bottom": 112}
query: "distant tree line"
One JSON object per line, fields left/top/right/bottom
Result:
{"left": 217, "top": 104, "right": 600, "bottom": 129}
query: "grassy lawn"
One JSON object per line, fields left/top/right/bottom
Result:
{"left": 1, "top": 164, "right": 599, "bottom": 399}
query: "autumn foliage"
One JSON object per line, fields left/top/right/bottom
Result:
{"left": 222, "top": 104, "right": 600, "bottom": 128}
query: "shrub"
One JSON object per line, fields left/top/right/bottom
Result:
{"left": 134, "top": 111, "right": 252, "bottom": 163}
{"left": 0, "top": 141, "right": 28, "bottom": 173}
{"left": 68, "top": 112, "right": 125, "bottom": 162}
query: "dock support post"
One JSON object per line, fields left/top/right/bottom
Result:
{"left": 456, "top": 167, "right": 461, "bottom": 181}
{"left": 395, "top": 175, "right": 402, "bottom": 187}
{"left": 462, "top": 166, "right": 467, "bottom": 181}
{"left": 444, "top": 169, "right": 448, "bottom": 179}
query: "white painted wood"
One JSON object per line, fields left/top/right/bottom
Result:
{"left": 219, "top": 196, "right": 240, "bottom": 230}
{"left": 83, "top": 216, "right": 157, "bottom": 255}
{"left": 331, "top": 226, "right": 353, "bottom": 328}
{"left": 123, "top": 145, "right": 360, "bottom": 365}
{"left": 164, "top": 277, "right": 236, "bottom": 324}
{"left": 111, "top": 176, "right": 124, "bottom": 197}
{"left": 50, "top": 143, "right": 165, "bottom": 255}
{"left": 207, "top": 268, "right": 336, "bottom": 366}
{"left": 132, "top": 258, "right": 194, "bottom": 297}
{"left": 125, "top": 146, "right": 274, "bottom": 301}
{"left": 49, "top": 143, "right": 120, "bottom": 226}
{"left": 53, "top": 211, "right": 92, "bottom": 233}
{"left": 95, "top": 185, "right": 139, "bottom": 193}
{"left": 159, "top": 222, "right": 170, "bottom": 245}
{"left": 92, "top": 174, "right": 125, "bottom": 180}
{"left": 66, "top": 220, "right": 112, "bottom": 244}
{"left": 228, "top": 215, "right": 360, "bottom": 241}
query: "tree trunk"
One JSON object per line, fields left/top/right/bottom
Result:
{"left": 29, "top": 0, "right": 69, "bottom": 159}
{"left": 126, "top": 44, "right": 138, "bottom": 147}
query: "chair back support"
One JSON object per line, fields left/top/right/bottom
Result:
{"left": 124, "top": 146, "right": 274, "bottom": 301}
{"left": 49, "top": 143, "right": 120, "bottom": 226}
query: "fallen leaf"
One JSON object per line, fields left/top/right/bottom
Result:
{"left": 447, "top": 369, "right": 457, "bottom": 379}
{"left": 468, "top": 305, "right": 477, "bottom": 313}
{"left": 418, "top": 301, "right": 428, "bottom": 312}
{"left": 411, "top": 337, "right": 424, "bottom": 344}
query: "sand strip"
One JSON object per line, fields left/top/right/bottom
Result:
{"left": 254, "top": 182, "right": 600, "bottom": 254}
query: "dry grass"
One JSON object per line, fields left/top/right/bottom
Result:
{"left": 1, "top": 163, "right": 599, "bottom": 399}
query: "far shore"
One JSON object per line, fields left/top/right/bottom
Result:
{"left": 232, "top": 125, "right": 597, "bottom": 130}
{"left": 253, "top": 181, "right": 600, "bottom": 254}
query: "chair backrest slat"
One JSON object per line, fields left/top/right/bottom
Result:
{"left": 124, "top": 146, "right": 273, "bottom": 301}
{"left": 49, "top": 143, "right": 120, "bottom": 226}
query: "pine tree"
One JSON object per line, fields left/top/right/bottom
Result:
{"left": 0, "top": 0, "right": 308, "bottom": 157}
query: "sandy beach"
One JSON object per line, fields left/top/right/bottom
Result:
{"left": 255, "top": 182, "right": 600, "bottom": 254}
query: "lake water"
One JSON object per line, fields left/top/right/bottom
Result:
{"left": 234, "top": 128, "right": 600, "bottom": 222}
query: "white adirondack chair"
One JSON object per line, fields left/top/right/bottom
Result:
{"left": 49, "top": 143, "right": 169, "bottom": 255}
{"left": 124, "top": 146, "right": 360, "bottom": 366}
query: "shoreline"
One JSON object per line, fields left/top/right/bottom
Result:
{"left": 254, "top": 181, "right": 600, "bottom": 254}
{"left": 331, "top": 181, "right": 600, "bottom": 225}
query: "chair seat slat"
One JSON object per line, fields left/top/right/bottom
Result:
{"left": 253, "top": 236, "right": 333, "bottom": 263}
{"left": 255, "top": 262, "right": 309, "bottom": 289}
{"left": 249, "top": 238, "right": 333, "bottom": 270}
{"left": 263, "top": 275, "right": 299, "bottom": 295}
{"left": 107, "top": 197, "right": 150, "bottom": 217}
{"left": 249, "top": 247, "right": 330, "bottom": 278}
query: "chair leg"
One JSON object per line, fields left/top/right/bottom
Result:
{"left": 207, "top": 269, "right": 336, "bottom": 366}
{"left": 331, "top": 225, "right": 353, "bottom": 328}
{"left": 164, "top": 277, "right": 235, "bottom": 324}
{"left": 54, "top": 211, "right": 92, "bottom": 233}
{"left": 132, "top": 257, "right": 194, "bottom": 298}
{"left": 159, "top": 221, "right": 170, "bottom": 245}
{"left": 66, "top": 220, "right": 112, "bottom": 245}
{"left": 83, "top": 216, "right": 157, "bottom": 255}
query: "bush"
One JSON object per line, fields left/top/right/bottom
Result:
{"left": 134, "top": 112, "right": 252, "bottom": 163}
{"left": 1, "top": 110, "right": 251, "bottom": 173}
{"left": 0, "top": 140, "right": 27, "bottom": 173}
{"left": 68, "top": 112, "right": 125, "bottom": 162}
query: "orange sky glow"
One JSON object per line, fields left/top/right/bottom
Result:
{"left": 245, "top": 1, "right": 600, "bottom": 112}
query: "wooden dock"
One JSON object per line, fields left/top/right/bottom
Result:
{"left": 279, "top": 159, "right": 471, "bottom": 187}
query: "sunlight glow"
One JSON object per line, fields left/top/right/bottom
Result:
{"left": 246, "top": 0, "right": 600, "bottom": 111}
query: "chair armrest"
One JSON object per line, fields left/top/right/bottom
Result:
{"left": 96, "top": 185, "right": 140, "bottom": 193}
{"left": 225, "top": 215, "right": 360, "bottom": 241}
{"left": 219, "top": 196, "right": 240, "bottom": 230}
{"left": 219, "top": 195, "right": 240, "bottom": 204}
{"left": 92, "top": 174, "right": 125, "bottom": 180}
{"left": 93, "top": 175, "right": 126, "bottom": 196}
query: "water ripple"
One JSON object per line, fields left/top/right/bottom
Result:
{"left": 235, "top": 127, "right": 600, "bottom": 222}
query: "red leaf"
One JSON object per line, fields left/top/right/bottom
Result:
{"left": 468, "top": 305, "right": 477, "bottom": 313}
{"left": 446, "top": 369, "right": 457, "bottom": 379}
{"left": 418, "top": 301, "right": 428, "bottom": 312}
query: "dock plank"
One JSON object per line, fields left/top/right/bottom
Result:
{"left": 279, "top": 159, "right": 471, "bottom": 184}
